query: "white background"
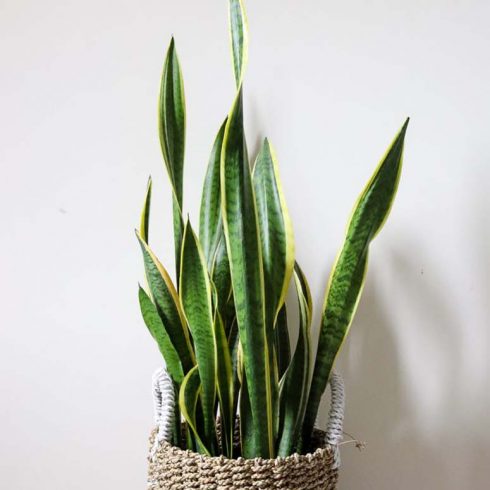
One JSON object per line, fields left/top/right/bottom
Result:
{"left": 1, "top": 1, "right": 489, "bottom": 488}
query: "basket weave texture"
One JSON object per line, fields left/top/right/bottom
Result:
{"left": 147, "top": 368, "right": 344, "bottom": 490}
{"left": 148, "top": 430, "right": 338, "bottom": 490}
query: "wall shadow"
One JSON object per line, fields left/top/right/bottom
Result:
{"left": 330, "top": 239, "right": 488, "bottom": 489}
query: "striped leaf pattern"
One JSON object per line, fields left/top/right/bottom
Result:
{"left": 277, "top": 264, "right": 312, "bottom": 456}
{"left": 302, "top": 119, "right": 409, "bottom": 442}
{"left": 253, "top": 139, "right": 295, "bottom": 326}
{"left": 200, "top": 119, "right": 227, "bottom": 269}
{"left": 137, "top": 232, "right": 195, "bottom": 373}
{"left": 222, "top": 90, "right": 274, "bottom": 457}
{"left": 180, "top": 221, "right": 217, "bottom": 451}
{"left": 159, "top": 38, "right": 186, "bottom": 283}
{"left": 138, "top": 285, "right": 184, "bottom": 384}
{"left": 214, "top": 311, "right": 234, "bottom": 457}
{"left": 179, "top": 366, "right": 211, "bottom": 455}
{"left": 221, "top": 0, "right": 275, "bottom": 458}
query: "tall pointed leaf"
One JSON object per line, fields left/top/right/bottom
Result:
{"left": 303, "top": 118, "right": 409, "bottom": 441}
{"left": 136, "top": 232, "right": 195, "bottom": 372}
{"left": 221, "top": 90, "right": 274, "bottom": 457}
{"left": 140, "top": 177, "right": 152, "bottom": 243}
{"left": 179, "top": 366, "right": 211, "bottom": 455}
{"left": 221, "top": 0, "right": 275, "bottom": 458}
{"left": 179, "top": 221, "right": 217, "bottom": 451}
{"left": 252, "top": 139, "right": 294, "bottom": 446}
{"left": 159, "top": 37, "right": 186, "bottom": 282}
{"left": 228, "top": 0, "right": 248, "bottom": 88}
{"left": 138, "top": 286, "right": 184, "bottom": 384}
{"left": 214, "top": 311, "right": 234, "bottom": 458}
{"left": 253, "top": 139, "right": 295, "bottom": 326}
{"left": 200, "top": 119, "right": 227, "bottom": 268}
{"left": 199, "top": 119, "right": 233, "bottom": 325}
{"left": 277, "top": 264, "right": 312, "bottom": 456}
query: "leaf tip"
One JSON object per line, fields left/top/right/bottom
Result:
{"left": 400, "top": 117, "right": 410, "bottom": 136}
{"left": 135, "top": 228, "right": 145, "bottom": 244}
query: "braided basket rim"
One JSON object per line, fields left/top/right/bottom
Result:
{"left": 149, "top": 427, "right": 336, "bottom": 464}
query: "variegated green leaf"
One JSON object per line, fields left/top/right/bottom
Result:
{"left": 140, "top": 177, "right": 152, "bottom": 243}
{"left": 138, "top": 285, "right": 184, "bottom": 384}
{"left": 159, "top": 37, "right": 186, "bottom": 282}
{"left": 214, "top": 311, "right": 234, "bottom": 458}
{"left": 221, "top": 90, "right": 274, "bottom": 457}
{"left": 253, "top": 139, "right": 295, "bottom": 326}
{"left": 277, "top": 264, "right": 312, "bottom": 456}
{"left": 136, "top": 232, "right": 195, "bottom": 373}
{"left": 236, "top": 349, "right": 258, "bottom": 459}
{"left": 275, "top": 305, "right": 290, "bottom": 380}
{"left": 227, "top": 318, "right": 240, "bottom": 429}
{"left": 179, "top": 220, "right": 217, "bottom": 451}
{"left": 200, "top": 119, "right": 227, "bottom": 268}
{"left": 252, "top": 139, "right": 294, "bottom": 447}
{"left": 210, "top": 238, "right": 233, "bottom": 323}
{"left": 179, "top": 366, "right": 211, "bottom": 456}
{"left": 228, "top": 0, "right": 248, "bottom": 88}
{"left": 221, "top": 0, "right": 276, "bottom": 458}
{"left": 303, "top": 118, "right": 409, "bottom": 441}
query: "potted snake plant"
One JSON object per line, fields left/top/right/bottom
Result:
{"left": 137, "top": 1, "right": 408, "bottom": 488}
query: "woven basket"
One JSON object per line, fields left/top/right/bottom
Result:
{"left": 147, "top": 368, "right": 345, "bottom": 490}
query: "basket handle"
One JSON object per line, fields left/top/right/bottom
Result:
{"left": 324, "top": 370, "right": 345, "bottom": 446}
{"left": 151, "top": 367, "right": 175, "bottom": 454}
{"left": 151, "top": 367, "right": 345, "bottom": 449}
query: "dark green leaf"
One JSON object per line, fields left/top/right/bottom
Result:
{"left": 253, "top": 139, "right": 295, "bottom": 327}
{"left": 200, "top": 119, "right": 227, "bottom": 268}
{"left": 277, "top": 264, "right": 312, "bottom": 456}
{"left": 179, "top": 366, "right": 211, "bottom": 455}
{"left": 221, "top": 88, "right": 275, "bottom": 458}
{"left": 136, "top": 232, "right": 195, "bottom": 372}
{"left": 140, "top": 177, "right": 152, "bottom": 243}
{"left": 303, "top": 118, "right": 409, "bottom": 441}
{"left": 180, "top": 220, "right": 217, "bottom": 450}
{"left": 138, "top": 286, "right": 184, "bottom": 384}
{"left": 275, "top": 305, "right": 290, "bottom": 379}
{"left": 159, "top": 37, "right": 186, "bottom": 282}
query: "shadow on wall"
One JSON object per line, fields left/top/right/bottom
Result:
{"left": 332, "top": 238, "right": 488, "bottom": 490}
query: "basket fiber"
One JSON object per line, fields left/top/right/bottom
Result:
{"left": 147, "top": 368, "right": 345, "bottom": 490}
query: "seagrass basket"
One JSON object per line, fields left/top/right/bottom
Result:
{"left": 147, "top": 368, "right": 345, "bottom": 489}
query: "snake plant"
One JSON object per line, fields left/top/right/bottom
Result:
{"left": 137, "top": 0, "right": 408, "bottom": 459}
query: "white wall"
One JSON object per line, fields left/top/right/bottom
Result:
{"left": 1, "top": 1, "right": 489, "bottom": 488}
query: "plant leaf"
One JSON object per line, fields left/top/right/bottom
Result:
{"left": 200, "top": 119, "right": 228, "bottom": 268}
{"left": 136, "top": 232, "right": 195, "bottom": 372}
{"left": 252, "top": 139, "right": 294, "bottom": 446}
{"left": 179, "top": 366, "right": 211, "bottom": 455}
{"left": 302, "top": 118, "right": 409, "bottom": 441}
{"left": 214, "top": 311, "right": 234, "bottom": 458}
{"left": 228, "top": 0, "right": 248, "bottom": 88}
{"left": 221, "top": 89, "right": 275, "bottom": 458}
{"left": 221, "top": 0, "right": 275, "bottom": 458}
{"left": 210, "top": 238, "right": 233, "bottom": 321}
{"left": 275, "top": 305, "right": 290, "bottom": 380}
{"left": 179, "top": 220, "right": 217, "bottom": 451}
{"left": 253, "top": 139, "right": 295, "bottom": 327}
{"left": 140, "top": 177, "right": 152, "bottom": 243}
{"left": 138, "top": 286, "right": 184, "bottom": 384}
{"left": 159, "top": 37, "right": 186, "bottom": 283}
{"left": 277, "top": 264, "right": 312, "bottom": 456}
